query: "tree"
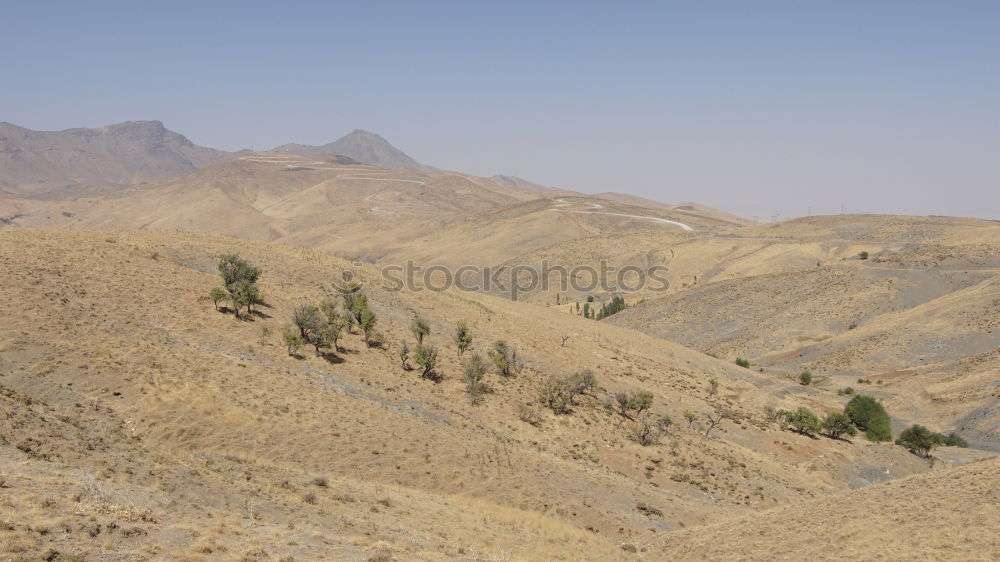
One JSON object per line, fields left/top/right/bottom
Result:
{"left": 616, "top": 391, "right": 653, "bottom": 418}
{"left": 489, "top": 340, "right": 522, "bottom": 377}
{"left": 217, "top": 254, "right": 262, "bottom": 318}
{"left": 209, "top": 287, "right": 228, "bottom": 311}
{"left": 454, "top": 322, "right": 472, "bottom": 356}
{"left": 462, "top": 353, "right": 488, "bottom": 404}
{"left": 597, "top": 295, "right": 628, "bottom": 320}
{"left": 399, "top": 341, "right": 411, "bottom": 370}
{"left": 784, "top": 407, "right": 821, "bottom": 435}
{"left": 683, "top": 411, "right": 697, "bottom": 428}
{"left": 822, "top": 411, "right": 857, "bottom": 439}
{"left": 709, "top": 377, "right": 719, "bottom": 395}
{"left": 293, "top": 305, "right": 324, "bottom": 341}
{"left": 258, "top": 326, "right": 271, "bottom": 346}
{"left": 414, "top": 344, "right": 439, "bottom": 380}
{"left": 282, "top": 330, "right": 304, "bottom": 356}
{"left": 410, "top": 316, "right": 430, "bottom": 344}
{"left": 799, "top": 371, "right": 812, "bottom": 386}
{"left": 896, "top": 425, "right": 943, "bottom": 458}
{"left": 845, "top": 395, "right": 892, "bottom": 442}
{"left": 629, "top": 413, "right": 673, "bottom": 446}
{"left": 704, "top": 410, "right": 727, "bottom": 437}
{"left": 858, "top": 251, "right": 869, "bottom": 260}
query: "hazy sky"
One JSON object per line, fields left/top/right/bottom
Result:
{"left": 4, "top": 1, "right": 999, "bottom": 219}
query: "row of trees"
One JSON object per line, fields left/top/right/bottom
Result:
{"left": 574, "top": 295, "right": 629, "bottom": 320}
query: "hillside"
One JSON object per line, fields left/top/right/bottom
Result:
{"left": 0, "top": 121, "right": 232, "bottom": 198}
{"left": 659, "top": 456, "right": 999, "bottom": 560}
{"left": 0, "top": 228, "right": 956, "bottom": 560}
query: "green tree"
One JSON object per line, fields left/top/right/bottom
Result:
{"left": 844, "top": 395, "right": 892, "bottom": 442}
{"left": 217, "top": 254, "right": 263, "bottom": 318}
{"left": 786, "top": 407, "right": 821, "bottom": 435}
{"left": 822, "top": 411, "right": 857, "bottom": 439}
{"left": 454, "top": 322, "right": 473, "bottom": 356}
{"left": 896, "top": 425, "right": 943, "bottom": 458}
{"left": 858, "top": 251, "right": 869, "bottom": 260}
{"left": 414, "top": 344, "right": 439, "bottom": 380}
{"left": 540, "top": 371, "right": 597, "bottom": 414}
{"left": 209, "top": 287, "right": 228, "bottom": 311}
{"left": 683, "top": 411, "right": 697, "bottom": 428}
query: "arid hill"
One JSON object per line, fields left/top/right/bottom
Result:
{"left": 3, "top": 228, "right": 976, "bottom": 560}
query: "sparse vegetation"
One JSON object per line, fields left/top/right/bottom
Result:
{"left": 628, "top": 414, "right": 673, "bottom": 446}
{"left": 735, "top": 357, "right": 750, "bottom": 368}
{"left": 282, "top": 329, "right": 304, "bottom": 356}
{"left": 399, "top": 341, "right": 411, "bottom": 370}
{"left": 540, "top": 371, "right": 597, "bottom": 414}
{"left": 799, "top": 371, "right": 812, "bottom": 386}
{"left": 517, "top": 404, "right": 542, "bottom": 426}
{"left": 615, "top": 391, "right": 653, "bottom": 418}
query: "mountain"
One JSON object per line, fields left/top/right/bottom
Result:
{"left": 274, "top": 129, "right": 428, "bottom": 171}
{"left": 0, "top": 120, "right": 233, "bottom": 198}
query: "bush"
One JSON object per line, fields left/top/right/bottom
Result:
{"left": 414, "top": 345, "right": 439, "bottom": 380}
{"left": 858, "top": 251, "right": 869, "bottom": 260}
{"left": 282, "top": 330, "right": 304, "bottom": 356}
{"left": 821, "top": 411, "right": 857, "bottom": 439}
{"left": 454, "top": 322, "right": 472, "bottom": 356}
{"left": 799, "top": 371, "right": 812, "bottom": 386}
{"left": 735, "top": 358, "right": 750, "bottom": 368}
{"left": 489, "top": 340, "right": 522, "bottom": 377}
{"left": 837, "top": 387, "right": 854, "bottom": 396}
{"left": 517, "top": 404, "right": 542, "bottom": 426}
{"left": 615, "top": 391, "right": 653, "bottom": 418}
{"left": 629, "top": 414, "right": 673, "bottom": 446}
{"left": 896, "top": 425, "right": 943, "bottom": 458}
{"left": 844, "top": 395, "right": 892, "bottom": 442}
{"left": 683, "top": 411, "right": 697, "bottom": 427}
{"left": 462, "top": 353, "right": 488, "bottom": 404}
{"left": 783, "top": 407, "right": 821, "bottom": 435}
{"left": 540, "top": 371, "right": 597, "bottom": 414}
{"left": 943, "top": 432, "right": 968, "bottom": 448}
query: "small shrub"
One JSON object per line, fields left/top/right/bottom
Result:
{"left": 517, "top": 404, "right": 542, "bottom": 426}
{"left": 209, "top": 287, "right": 228, "bottom": 311}
{"left": 615, "top": 391, "right": 653, "bottom": 418}
{"left": 540, "top": 371, "right": 597, "bottom": 414}
{"left": 399, "top": 341, "right": 411, "bottom": 370}
{"left": 629, "top": 414, "right": 673, "bottom": 446}
{"left": 735, "top": 358, "right": 750, "bottom": 368}
{"left": 311, "top": 476, "right": 328, "bottom": 487}
{"left": 683, "top": 411, "right": 697, "bottom": 428}
{"left": 943, "top": 432, "right": 968, "bottom": 448}
{"left": 799, "top": 371, "right": 812, "bottom": 386}
{"left": 858, "top": 251, "right": 869, "bottom": 260}
{"left": 837, "top": 387, "right": 854, "bottom": 396}
{"left": 302, "top": 493, "right": 317, "bottom": 504}
{"left": 709, "top": 377, "right": 719, "bottom": 395}
{"left": 282, "top": 330, "right": 304, "bottom": 356}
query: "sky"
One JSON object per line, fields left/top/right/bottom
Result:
{"left": 3, "top": 0, "right": 999, "bottom": 219}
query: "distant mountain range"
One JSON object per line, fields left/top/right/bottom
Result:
{"left": 0, "top": 120, "right": 232, "bottom": 197}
